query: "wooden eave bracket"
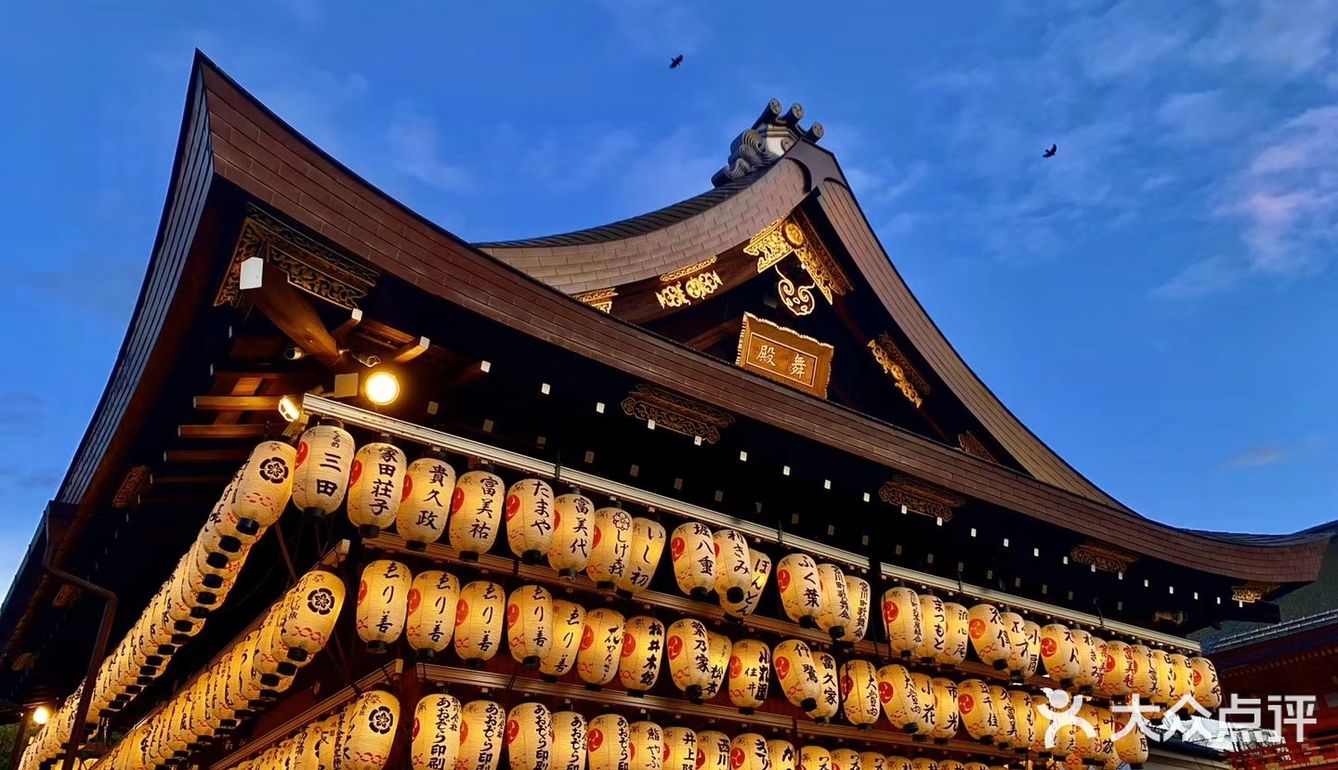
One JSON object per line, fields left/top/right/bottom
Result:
{"left": 238, "top": 256, "right": 341, "bottom": 367}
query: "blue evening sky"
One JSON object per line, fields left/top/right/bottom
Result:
{"left": 1, "top": 2, "right": 1336, "bottom": 592}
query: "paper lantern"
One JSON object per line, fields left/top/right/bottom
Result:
{"left": 830, "top": 749, "right": 861, "bottom": 770}
{"left": 398, "top": 455, "right": 457, "bottom": 550}
{"left": 578, "top": 507, "right": 631, "bottom": 588}
{"left": 1030, "top": 693, "right": 1053, "bottom": 757}
{"left": 551, "top": 711, "right": 587, "bottom": 770}
{"left": 936, "top": 762, "right": 963, "bottom": 770}
{"left": 728, "top": 638, "right": 770, "bottom": 712}
{"left": 1010, "top": 689, "right": 1038, "bottom": 751}
{"left": 586, "top": 714, "right": 630, "bottom": 770}
{"left": 840, "top": 659, "right": 880, "bottom": 728}
{"left": 798, "top": 746, "right": 830, "bottom": 770}
{"left": 777, "top": 553, "right": 822, "bottom": 627}
{"left": 840, "top": 576, "right": 871, "bottom": 643}
{"left": 339, "top": 690, "right": 399, "bottom": 770}
{"left": 411, "top": 694, "right": 461, "bottom": 770}
{"left": 1151, "top": 648, "right": 1177, "bottom": 706}
{"left": 629, "top": 721, "right": 664, "bottom": 770}
{"left": 702, "top": 632, "right": 731, "bottom": 700}
{"left": 998, "top": 612, "right": 1031, "bottom": 681}
{"left": 507, "top": 703, "right": 553, "bottom": 770}
{"left": 815, "top": 564, "right": 853, "bottom": 640}
{"left": 667, "top": 619, "right": 712, "bottom": 700}
{"left": 698, "top": 732, "right": 732, "bottom": 770}
{"left": 808, "top": 651, "right": 840, "bottom": 722}
{"left": 1169, "top": 652, "right": 1194, "bottom": 706}
{"left": 356, "top": 560, "right": 411, "bottom": 652}
{"left": 876, "top": 664, "right": 919, "bottom": 732}
{"left": 616, "top": 517, "right": 666, "bottom": 597}
{"left": 731, "top": 734, "right": 771, "bottom": 770}
{"left": 670, "top": 522, "right": 717, "bottom": 599}
{"left": 619, "top": 616, "right": 666, "bottom": 693}
{"left": 880, "top": 588, "right": 922, "bottom": 658}
{"left": 934, "top": 601, "right": 969, "bottom": 669}
{"left": 957, "top": 679, "right": 998, "bottom": 743}
{"left": 1190, "top": 656, "right": 1222, "bottom": 709}
{"left": 281, "top": 569, "right": 345, "bottom": 663}
{"left": 1112, "top": 711, "right": 1148, "bottom": 769}
{"left": 914, "top": 594, "right": 946, "bottom": 664}
{"left": 1041, "top": 625, "right": 1082, "bottom": 687}
{"left": 1097, "top": 640, "right": 1132, "bottom": 697}
{"left": 454, "top": 580, "right": 506, "bottom": 666}
{"left": 540, "top": 600, "right": 586, "bottom": 680}
{"left": 713, "top": 529, "right": 752, "bottom": 604}
{"left": 507, "top": 585, "right": 553, "bottom": 667}
{"left": 908, "top": 760, "right": 936, "bottom": 770}
{"left": 859, "top": 754, "right": 885, "bottom": 770}
{"left": 906, "top": 672, "right": 937, "bottom": 736}
{"left": 346, "top": 442, "right": 407, "bottom": 538}
{"left": 504, "top": 478, "right": 555, "bottom": 564}
{"left": 768, "top": 741, "right": 797, "bottom": 770}
{"left": 548, "top": 493, "right": 594, "bottom": 577}
{"left": 448, "top": 470, "right": 504, "bottom": 560}
{"left": 407, "top": 570, "right": 460, "bottom": 657}
{"left": 927, "top": 677, "right": 960, "bottom": 743}
{"left": 967, "top": 604, "right": 1012, "bottom": 670}
{"left": 291, "top": 421, "right": 355, "bottom": 517}
{"left": 231, "top": 440, "right": 296, "bottom": 531}
{"left": 773, "top": 639, "right": 821, "bottom": 712}
{"left": 1020, "top": 620, "right": 1042, "bottom": 679}
{"left": 664, "top": 728, "right": 698, "bottom": 770}
{"left": 459, "top": 700, "right": 505, "bottom": 770}
{"left": 884, "top": 757, "right": 912, "bottom": 770}
{"left": 988, "top": 685, "right": 1016, "bottom": 750}
{"left": 1128, "top": 644, "right": 1157, "bottom": 703}
{"left": 721, "top": 550, "right": 772, "bottom": 619}
{"left": 1070, "top": 630, "right": 1101, "bottom": 694}
{"left": 577, "top": 607, "right": 625, "bottom": 687}
{"left": 961, "top": 763, "right": 988, "bottom": 770}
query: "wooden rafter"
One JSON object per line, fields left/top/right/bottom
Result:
{"left": 238, "top": 257, "right": 340, "bottom": 366}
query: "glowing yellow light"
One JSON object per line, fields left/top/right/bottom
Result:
{"left": 31, "top": 705, "right": 50, "bottom": 725}
{"left": 277, "top": 395, "right": 302, "bottom": 422}
{"left": 364, "top": 371, "right": 400, "bottom": 406}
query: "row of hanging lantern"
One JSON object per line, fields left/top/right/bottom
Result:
{"left": 82, "top": 569, "right": 346, "bottom": 770}
{"left": 223, "top": 689, "right": 400, "bottom": 770}
{"left": 16, "top": 439, "right": 299, "bottom": 770}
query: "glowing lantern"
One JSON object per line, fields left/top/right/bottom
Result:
{"left": 454, "top": 580, "right": 506, "bottom": 666}
{"left": 773, "top": 639, "right": 821, "bottom": 712}
{"left": 1021, "top": 620, "right": 1042, "bottom": 679}
{"left": 356, "top": 560, "right": 411, "bottom": 652}
{"left": 1190, "top": 656, "right": 1222, "bottom": 709}
{"left": 231, "top": 440, "right": 296, "bottom": 531}
{"left": 776, "top": 553, "right": 822, "bottom": 627}
{"left": 1070, "top": 630, "right": 1101, "bottom": 693}
{"left": 504, "top": 478, "right": 555, "bottom": 564}
{"left": 816, "top": 564, "right": 853, "bottom": 640}
{"left": 721, "top": 550, "right": 772, "bottom": 619}
{"left": 808, "top": 651, "right": 840, "bottom": 722}
{"left": 587, "top": 507, "right": 633, "bottom": 588}
{"left": 713, "top": 529, "right": 752, "bottom": 604}
{"left": 507, "top": 703, "right": 553, "bottom": 770}
{"left": 927, "top": 677, "right": 960, "bottom": 743}
{"left": 968, "top": 604, "right": 1012, "bottom": 670}
{"left": 884, "top": 757, "right": 912, "bottom": 770}
{"left": 831, "top": 749, "right": 861, "bottom": 770}
{"left": 1010, "top": 690, "right": 1038, "bottom": 750}
{"left": 507, "top": 584, "right": 553, "bottom": 667}
{"left": 459, "top": 701, "right": 505, "bottom": 770}
{"left": 799, "top": 746, "right": 830, "bottom": 770}
{"left": 629, "top": 721, "right": 664, "bottom": 770}
{"left": 540, "top": 599, "right": 586, "bottom": 680}
{"left": 914, "top": 594, "right": 947, "bottom": 664}
{"left": 651, "top": 727, "right": 691, "bottom": 770}
{"left": 616, "top": 517, "right": 666, "bottom": 597}
{"left": 619, "top": 616, "right": 666, "bottom": 693}
{"left": 698, "top": 732, "right": 732, "bottom": 770}
{"left": 548, "top": 493, "right": 594, "bottom": 577}
{"left": 731, "top": 734, "right": 771, "bottom": 770}
{"left": 957, "top": 679, "right": 998, "bottom": 743}
{"left": 1031, "top": 693, "right": 1053, "bottom": 757}
{"left": 936, "top": 601, "right": 969, "bottom": 669}
{"left": 1151, "top": 649, "right": 1176, "bottom": 706}
{"left": 551, "top": 711, "right": 587, "bottom": 770}
{"left": 840, "top": 659, "right": 881, "bottom": 728}
{"left": 909, "top": 758, "right": 937, "bottom": 770}
{"left": 586, "top": 714, "right": 630, "bottom": 770}
{"left": 671, "top": 522, "right": 717, "bottom": 599}
{"left": 961, "top": 763, "right": 988, "bottom": 770}
{"left": 1128, "top": 644, "right": 1157, "bottom": 703}
{"left": 1169, "top": 653, "right": 1195, "bottom": 706}
{"left": 999, "top": 612, "right": 1031, "bottom": 681}
{"left": 1097, "top": 640, "right": 1132, "bottom": 697}
{"left": 667, "top": 619, "right": 712, "bottom": 700}
{"left": 1113, "top": 711, "right": 1148, "bottom": 769}
{"left": 840, "top": 576, "right": 872, "bottom": 643}
{"left": 937, "top": 762, "right": 963, "bottom": 770}
{"left": 448, "top": 470, "right": 504, "bottom": 560}
{"left": 728, "top": 638, "right": 770, "bottom": 712}
{"left": 577, "top": 607, "right": 625, "bottom": 687}
{"left": 291, "top": 421, "right": 355, "bottom": 517}
{"left": 281, "top": 568, "right": 345, "bottom": 662}
{"left": 339, "top": 690, "right": 399, "bottom": 770}
{"left": 411, "top": 694, "right": 461, "bottom": 770}
{"left": 860, "top": 754, "right": 886, "bottom": 770}
{"left": 880, "top": 587, "right": 922, "bottom": 658}
{"left": 701, "top": 632, "right": 731, "bottom": 700}
{"left": 406, "top": 570, "right": 460, "bottom": 657}
{"left": 988, "top": 684, "right": 1016, "bottom": 750}
{"left": 876, "top": 664, "right": 920, "bottom": 732}
{"left": 1041, "top": 625, "right": 1082, "bottom": 687}
{"left": 398, "top": 454, "right": 456, "bottom": 551}
{"left": 346, "top": 442, "right": 407, "bottom": 538}
{"left": 768, "top": 741, "right": 797, "bottom": 770}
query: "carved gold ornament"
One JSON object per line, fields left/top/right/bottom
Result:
{"left": 573, "top": 287, "right": 618, "bottom": 314}
{"left": 656, "top": 270, "right": 723, "bottom": 309}
{"left": 735, "top": 312, "right": 834, "bottom": 398}
{"left": 621, "top": 384, "right": 735, "bottom": 444}
{"left": 744, "top": 210, "right": 852, "bottom": 316}
{"left": 957, "top": 431, "right": 997, "bottom": 462}
{"left": 1069, "top": 542, "right": 1138, "bottom": 573}
{"left": 868, "top": 332, "right": 931, "bottom": 408}
{"left": 878, "top": 475, "right": 966, "bottom": 523}
{"left": 659, "top": 256, "right": 719, "bottom": 282}
{"left": 1230, "top": 582, "right": 1279, "bottom": 604}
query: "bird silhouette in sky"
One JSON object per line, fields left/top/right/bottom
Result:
{"left": 669, "top": 54, "right": 684, "bottom": 69}
{"left": 1043, "top": 144, "right": 1058, "bottom": 158}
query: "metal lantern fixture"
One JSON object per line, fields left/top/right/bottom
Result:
{"left": 576, "top": 607, "right": 626, "bottom": 688}
{"left": 291, "top": 421, "right": 355, "bottom": 517}
{"left": 728, "top": 638, "right": 770, "bottom": 712}
{"left": 448, "top": 470, "right": 504, "bottom": 560}
{"left": 777, "top": 553, "right": 822, "bottom": 628}
{"left": 356, "top": 560, "right": 411, "bottom": 652}
{"left": 540, "top": 599, "right": 586, "bottom": 680}
{"left": 454, "top": 580, "right": 506, "bottom": 667}
{"left": 507, "top": 703, "right": 554, "bottom": 770}
{"left": 406, "top": 570, "right": 460, "bottom": 658}
{"left": 586, "top": 507, "right": 634, "bottom": 589}
{"left": 714, "top": 529, "right": 752, "bottom": 604}
{"left": 505, "top": 479, "right": 556, "bottom": 564}
{"left": 880, "top": 588, "right": 922, "bottom": 659}
{"left": 411, "top": 694, "right": 461, "bottom": 770}
{"left": 671, "top": 522, "right": 717, "bottom": 599}
{"left": 615, "top": 517, "right": 666, "bottom": 597}
{"left": 618, "top": 616, "right": 666, "bottom": 694}
{"left": 458, "top": 700, "right": 506, "bottom": 770}
{"left": 548, "top": 493, "right": 594, "bottom": 578}
{"left": 506, "top": 584, "right": 553, "bottom": 668}
{"left": 346, "top": 442, "right": 407, "bottom": 538}
{"left": 398, "top": 454, "right": 456, "bottom": 551}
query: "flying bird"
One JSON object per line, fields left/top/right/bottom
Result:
{"left": 669, "top": 54, "right": 684, "bottom": 69}
{"left": 1042, "top": 144, "right": 1058, "bottom": 158}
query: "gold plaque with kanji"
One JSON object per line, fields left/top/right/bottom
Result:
{"left": 734, "top": 312, "right": 834, "bottom": 398}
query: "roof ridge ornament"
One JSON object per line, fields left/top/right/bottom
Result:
{"left": 711, "top": 99, "right": 824, "bottom": 187}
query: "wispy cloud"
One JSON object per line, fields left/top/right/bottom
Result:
{"left": 388, "top": 106, "right": 473, "bottom": 192}
{"left": 1225, "top": 444, "right": 1289, "bottom": 469}
{"left": 1193, "top": 0, "right": 1338, "bottom": 76}
{"left": 596, "top": 0, "right": 709, "bottom": 57}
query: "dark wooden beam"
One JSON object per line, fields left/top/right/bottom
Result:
{"left": 238, "top": 257, "right": 340, "bottom": 366}
{"left": 390, "top": 336, "right": 430, "bottom": 363}
{"left": 331, "top": 308, "right": 364, "bottom": 343}
{"left": 163, "top": 448, "right": 250, "bottom": 464}
{"left": 178, "top": 424, "right": 269, "bottom": 440}
{"left": 193, "top": 395, "right": 281, "bottom": 411}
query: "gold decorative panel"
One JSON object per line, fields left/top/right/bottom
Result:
{"left": 878, "top": 475, "right": 965, "bottom": 523}
{"left": 1069, "top": 542, "right": 1138, "bottom": 573}
{"left": 573, "top": 287, "right": 617, "bottom": 314}
{"left": 744, "top": 210, "right": 852, "bottom": 316}
{"left": 868, "top": 332, "right": 931, "bottom": 408}
{"left": 735, "top": 312, "right": 834, "bottom": 398}
{"left": 621, "top": 384, "right": 735, "bottom": 444}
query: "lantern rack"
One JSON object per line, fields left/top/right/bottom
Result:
{"left": 418, "top": 663, "right": 1022, "bottom": 762}
{"left": 206, "top": 660, "right": 402, "bottom": 770}
{"left": 300, "top": 395, "right": 1199, "bottom": 653}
